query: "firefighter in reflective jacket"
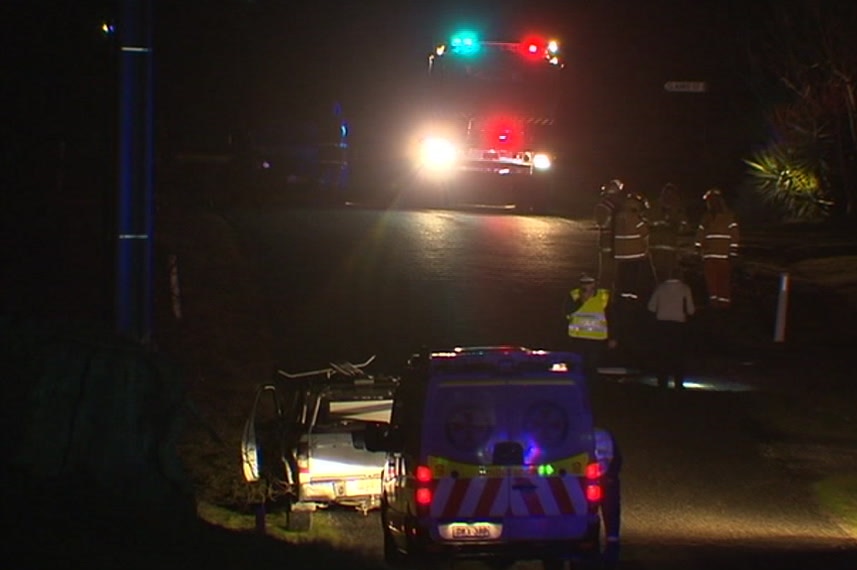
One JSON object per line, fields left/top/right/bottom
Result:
{"left": 648, "top": 182, "right": 690, "bottom": 282}
{"left": 610, "top": 194, "right": 655, "bottom": 371}
{"left": 613, "top": 194, "right": 653, "bottom": 302}
{"left": 695, "top": 188, "right": 740, "bottom": 308}
{"left": 593, "top": 179, "right": 625, "bottom": 291}
{"left": 564, "top": 273, "right": 613, "bottom": 379}
{"left": 595, "top": 427, "right": 622, "bottom": 565}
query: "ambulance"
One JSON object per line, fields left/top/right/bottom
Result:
{"left": 366, "top": 346, "right": 605, "bottom": 569}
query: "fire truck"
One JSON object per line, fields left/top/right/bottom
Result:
{"left": 409, "top": 30, "right": 565, "bottom": 212}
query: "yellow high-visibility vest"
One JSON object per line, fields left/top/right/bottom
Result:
{"left": 567, "top": 288, "right": 610, "bottom": 341}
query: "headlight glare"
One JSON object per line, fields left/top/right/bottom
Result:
{"left": 533, "top": 153, "right": 552, "bottom": 170}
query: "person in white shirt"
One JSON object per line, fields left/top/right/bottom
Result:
{"left": 647, "top": 268, "right": 696, "bottom": 389}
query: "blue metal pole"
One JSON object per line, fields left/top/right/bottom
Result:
{"left": 116, "top": 0, "right": 153, "bottom": 344}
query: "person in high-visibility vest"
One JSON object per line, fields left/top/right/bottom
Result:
{"left": 695, "top": 188, "right": 740, "bottom": 308}
{"left": 564, "top": 273, "right": 614, "bottom": 378}
{"left": 648, "top": 183, "right": 690, "bottom": 283}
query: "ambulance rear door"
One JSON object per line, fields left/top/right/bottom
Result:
{"left": 421, "top": 375, "right": 596, "bottom": 544}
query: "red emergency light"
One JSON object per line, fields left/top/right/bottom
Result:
{"left": 519, "top": 36, "right": 546, "bottom": 58}
{"left": 482, "top": 117, "right": 524, "bottom": 150}
{"left": 518, "top": 36, "right": 561, "bottom": 64}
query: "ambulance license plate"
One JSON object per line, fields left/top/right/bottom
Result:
{"left": 439, "top": 522, "right": 502, "bottom": 541}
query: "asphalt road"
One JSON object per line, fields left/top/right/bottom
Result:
{"left": 227, "top": 205, "right": 857, "bottom": 570}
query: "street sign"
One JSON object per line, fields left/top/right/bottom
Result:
{"left": 664, "top": 81, "right": 708, "bottom": 93}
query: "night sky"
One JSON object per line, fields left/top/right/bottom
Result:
{"left": 3, "top": 0, "right": 782, "bottom": 199}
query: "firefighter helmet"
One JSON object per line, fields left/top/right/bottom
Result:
{"left": 703, "top": 187, "right": 723, "bottom": 200}
{"left": 661, "top": 183, "right": 680, "bottom": 206}
{"left": 625, "top": 193, "right": 648, "bottom": 212}
{"left": 602, "top": 179, "right": 624, "bottom": 195}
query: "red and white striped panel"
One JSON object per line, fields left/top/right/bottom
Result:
{"left": 430, "top": 475, "right": 586, "bottom": 518}
{"left": 508, "top": 476, "right": 585, "bottom": 517}
{"left": 431, "top": 477, "right": 509, "bottom": 519}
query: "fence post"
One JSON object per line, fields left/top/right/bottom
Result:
{"left": 168, "top": 254, "right": 182, "bottom": 320}
{"left": 773, "top": 272, "right": 790, "bottom": 343}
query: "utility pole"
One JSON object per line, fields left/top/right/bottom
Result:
{"left": 115, "top": 0, "right": 154, "bottom": 344}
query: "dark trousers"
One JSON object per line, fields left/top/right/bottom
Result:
{"left": 568, "top": 337, "right": 606, "bottom": 380}
{"left": 602, "top": 440, "right": 622, "bottom": 541}
{"left": 609, "top": 297, "right": 649, "bottom": 371}
{"left": 614, "top": 257, "right": 655, "bottom": 302}
{"left": 602, "top": 474, "right": 621, "bottom": 539}
{"left": 653, "top": 319, "right": 688, "bottom": 388}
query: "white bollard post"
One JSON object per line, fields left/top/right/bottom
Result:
{"left": 773, "top": 272, "right": 790, "bottom": 342}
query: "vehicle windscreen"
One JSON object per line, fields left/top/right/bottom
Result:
{"left": 430, "top": 49, "right": 561, "bottom": 119}
{"left": 312, "top": 383, "right": 395, "bottom": 430}
{"left": 422, "top": 377, "right": 592, "bottom": 466}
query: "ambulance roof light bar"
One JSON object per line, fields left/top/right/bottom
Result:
{"left": 426, "top": 346, "right": 581, "bottom": 375}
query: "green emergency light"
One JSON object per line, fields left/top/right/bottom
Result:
{"left": 450, "top": 30, "right": 480, "bottom": 56}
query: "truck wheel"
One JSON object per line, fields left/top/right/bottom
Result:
{"left": 285, "top": 508, "right": 312, "bottom": 532}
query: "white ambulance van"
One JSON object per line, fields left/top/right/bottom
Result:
{"left": 367, "top": 346, "right": 605, "bottom": 570}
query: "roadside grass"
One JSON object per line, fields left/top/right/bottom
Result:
{"left": 814, "top": 476, "right": 857, "bottom": 537}
{"left": 748, "top": 389, "right": 857, "bottom": 537}
{"left": 196, "top": 500, "right": 374, "bottom": 552}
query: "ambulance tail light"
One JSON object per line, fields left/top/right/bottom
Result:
{"left": 416, "top": 487, "right": 433, "bottom": 506}
{"left": 415, "top": 465, "right": 433, "bottom": 483}
{"left": 585, "top": 462, "right": 602, "bottom": 480}
{"left": 415, "top": 465, "right": 434, "bottom": 512}
{"left": 584, "top": 461, "right": 602, "bottom": 504}
{"left": 586, "top": 482, "right": 603, "bottom": 503}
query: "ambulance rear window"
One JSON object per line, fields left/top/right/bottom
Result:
{"left": 423, "top": 378, "right": 589, "bottom": 465}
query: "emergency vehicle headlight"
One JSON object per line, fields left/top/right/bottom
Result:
{"left": 533, "top": 153, "right": 551, "bottom": 170}
{"left": 419, "top": 137, "right": 458, "bottom": 170}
